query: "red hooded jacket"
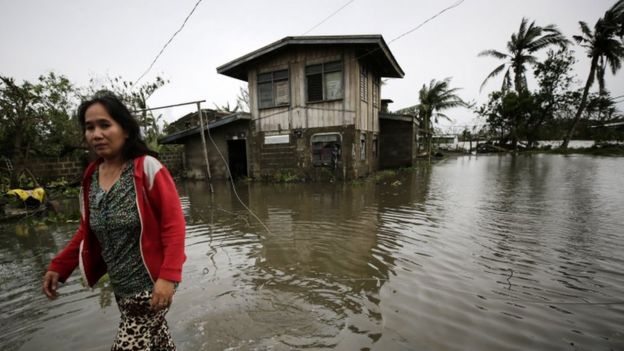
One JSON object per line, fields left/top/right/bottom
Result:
{"left": 48, "top": 155, "right": 186, "bottom": 287}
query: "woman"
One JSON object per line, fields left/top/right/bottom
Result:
{"left": 42, "top": 92, "right": 186, "bottom": 350}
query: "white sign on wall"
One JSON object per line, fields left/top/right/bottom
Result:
{"left": 264, "top": 134, "right": 290, "bottom": 145}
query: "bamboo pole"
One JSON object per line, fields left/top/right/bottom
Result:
{"left": 196, "top": 102, "right": 214, "bottom": 193}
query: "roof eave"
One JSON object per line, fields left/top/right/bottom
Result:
{"left": 217, "top": 35, "right": 404, "bottom": 80}
{"left": 159, "top": 112, "right": 251, "bottom": 144}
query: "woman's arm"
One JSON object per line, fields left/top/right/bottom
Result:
{"left": 147, "top": 161, "right": 187, "bottom": 282}
{"left": 42, "top": 222, "right": 86, "bottom": 299}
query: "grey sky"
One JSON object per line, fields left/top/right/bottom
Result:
{"left": 1, "top": 0, "right": 621, "bottom": 131}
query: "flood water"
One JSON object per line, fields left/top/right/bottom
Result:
{"left": 1, "top": 154, "right": 623, "bottom": 350}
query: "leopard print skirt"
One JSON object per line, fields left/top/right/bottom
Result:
{"left": 112, "top": 291, "right": 176, "bottom": 351}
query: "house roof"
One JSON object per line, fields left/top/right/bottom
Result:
{"left": 159, "top": 112, "right": 251, "bottom": 144}
{"left": 217, "top": 35, "right": 405, "bottom": 81}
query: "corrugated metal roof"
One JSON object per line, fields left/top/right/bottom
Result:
{"left": 159, "top": 112, "right": 251, "bottom": 144}
{"left": 217, "top": 35, "right": 404, "bottom": 81}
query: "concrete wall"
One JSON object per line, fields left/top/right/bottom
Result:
{"left": 249, "top": 125, "right": 362, "bottom": 180}
{"left": 158, "top": 151, "right": 184, "bottom": 176}
{"left": 8, "top": 151, "right": 184, "bottom": 185}
{"left": 379, "top": 119, "right": 417, "bottom": 169}
{"left": 182, "top": 120, "right": 250, "bottom": 180}
{"left": 10, "top": 157, "right": 88, "bottom": 184}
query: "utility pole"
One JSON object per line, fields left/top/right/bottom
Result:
{"left": 196, "top": 102, "right": 214, "bottom": 193}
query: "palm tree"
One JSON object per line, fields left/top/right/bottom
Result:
{"left": 479, "top": 18, "right": 569, "bottom": 94}
{"left": 411, "top": 78, "right": 466, "bottom": 158}
{"left": 562, "top": 0, "right": 624, "bottom": 149}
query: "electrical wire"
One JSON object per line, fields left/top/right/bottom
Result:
{"left": 162, "top": 0, "right": 466, "bottom": 237}
{"left": 353, "top": 0, "right": 466, "bottom": 63}
{"left": 301, "top": 0, "right": 357, "bottom": 35}
{"left": 201, "top": 111, "right": 272, "bottom": 238}
{"left": 133, "top": 0, "right": 203, "bottom": 87}
{"left": 388, "top": 0, "right": 465, "bottom": 45}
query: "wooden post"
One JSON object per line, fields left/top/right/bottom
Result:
{"left": 197, "top": 102, "right": 214, "bottom": 193}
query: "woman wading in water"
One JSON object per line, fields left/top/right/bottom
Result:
{"left": 42, "top": 92, "right": 186, "bottom": 350}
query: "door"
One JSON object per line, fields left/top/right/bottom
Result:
{"left": 227, "top": 139, "right": 248, "bottom": 179}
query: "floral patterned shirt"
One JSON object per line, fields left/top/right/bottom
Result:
{"left": 89, "top": 162, "right": 153, "bottom": 297}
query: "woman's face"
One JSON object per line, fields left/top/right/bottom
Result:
{"left": 84, "top": 103, "right": 128, "bottom": 160}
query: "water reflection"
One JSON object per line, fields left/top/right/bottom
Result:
{"left": 1, "top": 155, "right": 623, "bottom": 350}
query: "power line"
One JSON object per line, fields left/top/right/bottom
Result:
{"left": 388, "top": 0, "right": 465, "bottom": 45}
{"left": 133, "top": 0, "right": 203, "bottom": 87}
{"left": 354, "top": 0, "right": 466, "bottom": 62}
{"left": 301, "top": 0, "right": 356, "bottom": 35}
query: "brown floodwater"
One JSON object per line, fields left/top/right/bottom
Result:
{"left": 1, "top": 154, "right": 623, "bottom": 350}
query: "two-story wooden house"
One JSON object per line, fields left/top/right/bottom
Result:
{"left": 217, "top": 35, "right": 404, "bottom": 180}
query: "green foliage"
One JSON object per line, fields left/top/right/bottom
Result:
{"left": 0, "top": 72, "right": 81, "bottom": 159}
{"left": 399, "top": 78, "right": 467, "bottom": 157}
{"left": 563, "top": 0, "right": 624, "bottom": 148}
{"left": 46, "top": 178, "right": 80, "bottom": 198}
{"left": 374, "top": 169, "right": 397, "bottom": 183}
{"left": 269, "top": 170, "right": 301, "bottom": 183}
{"left": 476, "top": 46, "right": 596, "bottom": 147}
{"left": 236, "top": 86, "right": 250, "bottom": 113}
{"left": 479, "top": 17, "right": 569, "bottom": 93}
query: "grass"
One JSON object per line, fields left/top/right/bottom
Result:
{"left": 525, "top": 144, "right": 624, "bottom": 156}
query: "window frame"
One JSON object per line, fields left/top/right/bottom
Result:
{"left": 360, "top": 65, "right": 368, "bottom": 102}
{"left": 372, "top": 77, "right": 380, "bottom": 108}
{"left": 257, "top": 69, "right": 290, "bottom": 110}
{"left": 311, "top": 132, "right": 342, "bottom": 167}
{"left": 305, "top": 61, "right": 344, "bottom": 103}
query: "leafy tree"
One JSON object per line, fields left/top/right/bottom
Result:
{"left": 529, "top": 48, "right": 579, "bottom": 145}
{"left": 562, "top": 0, "right": 624, "bottom": 149}
{"left": 479, "top": 17, "right": 568, "bottom": 94}
{"left": 212, "top": 101, "right": 239, "bottom": 113}
{"left": 477, "top": 90, "right": 535, "bottom": 149}
{"left": 401, "top": 78, "right": 466, "bottom": 157}
{"left": 236, "top": 86, "right": 250, "bottom": 112}
{"left": 0, "top": 72, "right": 80, "bottom": 159}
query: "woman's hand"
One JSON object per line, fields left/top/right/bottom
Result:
{"left": 150, "top": 278, "right": 175, "bottom": 311}
{"left": 42, "top": 271, "right": 60, "bottom": 299}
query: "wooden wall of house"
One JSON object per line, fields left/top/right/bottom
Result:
{"left": 241, "top": 45, "right": 389, "bottom": 179}
{"left": 247, "top": 48, "right": 373, "bottom": 133}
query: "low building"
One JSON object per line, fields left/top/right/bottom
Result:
{"left": 217, "top": 35, "right": 405, "bottom": 180}
{"left": 432, "top": 134, "right": 459, "bottom": 151}
{"left": 159, "top": 110, "right": 251, "bottom": 180}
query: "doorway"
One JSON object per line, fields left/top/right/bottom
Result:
{"left": 227, "top": 139, "right": 248, "bottom": 179}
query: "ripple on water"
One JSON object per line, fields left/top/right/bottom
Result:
{"left": 2, "top": 156, "right": 624, "bottom": 350}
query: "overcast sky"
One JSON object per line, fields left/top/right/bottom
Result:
{"left": 1, "top": 0, "right": 621, "bottom": 131}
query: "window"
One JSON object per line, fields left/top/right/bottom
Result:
{"left": 258, "top": 69, "right": 289, "bottom": 109}
{"left": 373, "top": 78, "right": 380, "bottom": 108}
{"left": 306, "top": 61, "right": 343, "bottom": 102}
{"left": 360, "top": 134, "right": 366, "bottom": 161}
{"left": 360, "top": 65, "right": 368, "bottom": 101}
{"left": 311, "top": 133, "right": 341, "bottom": 168}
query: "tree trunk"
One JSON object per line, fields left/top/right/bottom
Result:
{"left": 561, "top": 56, "right": 598, "bottom": 149}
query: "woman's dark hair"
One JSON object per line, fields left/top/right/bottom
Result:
{"left": 78, "top": 91, "right": 158, "bottom": 160}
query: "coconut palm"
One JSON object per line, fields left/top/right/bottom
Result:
{"left": 479, "top": 17, "right": 569, "bottom": 94}
{"left": 562, "top": 0, "right": 624, "bottom": 149}
{"left": 410, "top": 78, "right": 466, "bottom": 157}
